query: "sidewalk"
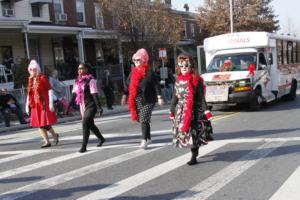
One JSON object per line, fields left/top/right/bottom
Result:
{"left": 0, "top": 105, "right": 130, "bottom": 133}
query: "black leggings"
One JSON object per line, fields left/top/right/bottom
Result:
{"left": 82, "top": 107, "right": 104, "bottom": 149}
{"left": 141, "top": 122, "right": 151, "bottom": 140}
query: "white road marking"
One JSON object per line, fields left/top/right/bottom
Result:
{"left": 0, "top": 147, "right": 164, "bottom": 200}
{"left": 174, "top": 141, "right": 285, "bottom": 200}
{"left": 0, "top": 143, "right": 143, "bottom": 179}
{"left": 269, "top": 165, "right": 300, "bottom": 200}
{"left": 77, "top": 141, "right": 226, "bottom": 200}
{"left": 0, "top": 151, "right": 41, "bottom": 164}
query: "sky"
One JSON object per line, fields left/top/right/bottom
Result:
{"left": 172, "top": 0, "right": 300, "bottom": 34}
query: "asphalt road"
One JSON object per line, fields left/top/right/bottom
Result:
{"left": 0, "top": 98, "right": 300, "bottom": 200}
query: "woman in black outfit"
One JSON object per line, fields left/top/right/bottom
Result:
{"left": 121, "top": 48, "right": 164, "bottom": 149}
{"left": 68, "top": 64, "right": 105, "bottom": 153}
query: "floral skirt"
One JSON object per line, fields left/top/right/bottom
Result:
{"left": 173, "top": 118, "right": 213, "bottom": 148}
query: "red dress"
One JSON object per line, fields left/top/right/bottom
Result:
{"left": 28, "top": 75, "right": 57, "bottom": 127}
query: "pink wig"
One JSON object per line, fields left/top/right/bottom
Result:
{"left": 132, "top": 48, "right": 149, "bottom": 64}
{"left": 28, "top": 59, "right": 41, "bottom": 74}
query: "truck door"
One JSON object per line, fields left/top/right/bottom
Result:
{"left": 197, "top": 45, "right": 206, "bottom": 74}
{"left": 258, "top": 52, "right": 272, "bottom": 100}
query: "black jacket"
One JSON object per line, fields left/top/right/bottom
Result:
{"left": 69, "top": 77, "right": 102, "bottom": 111}
{"left": 124, "top": 69, "right": 161, "bottom": 104}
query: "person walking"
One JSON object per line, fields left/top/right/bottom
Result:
{"left": 170, "top": 54, "right": 213, "bottom": 165}
{"left": 101, "top": 70, "right": 114, "bottom": 110}
{"left": 25, "top": 60, "right": 59, "bottom": 148}
{"left": 49, "top": 69, "right": 65, "bottom": 117}
{"left": 121, "top": 48, "right": 164, "bottom": 149}
{"left": 68, "top": 63, "right": 105, "bottom": 153}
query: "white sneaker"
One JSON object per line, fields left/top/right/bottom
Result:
{"left": 139, "top": 140, "right": 147, "bottom": 149}
{"left": 146, "top": 140, "right": 152, "bottom": 145}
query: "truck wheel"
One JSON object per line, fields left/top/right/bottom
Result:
{"left": 249, "top": 88, "right": 263, "bottom": 111}
{"left": 286, "top": 81, "right": 297, "bottom": 101}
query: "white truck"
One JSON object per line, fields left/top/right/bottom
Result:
{"left": 197, "top": 32, "right": 300, "bottom": 110}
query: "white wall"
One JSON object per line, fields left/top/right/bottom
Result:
{"left": 14, "top": 0, "right": 50, "bottom": 22}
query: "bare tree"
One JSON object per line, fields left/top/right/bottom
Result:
{"left": 280, "top": 17, "right": 300, "bottom": 35}
{"left": 197, "top": 0, "right": 279, "bottom": 37}
{"left": 98, "top": 0, "right": 184, "bottom": 59}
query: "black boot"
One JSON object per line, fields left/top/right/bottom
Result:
{"left": 97, "top": 138, "right": 106, "bottom": 147}
{"left": 78, "top": 147, "right": 87, "bottom": 153}
{"left": 187, "top": 147, "right": 199, "bottom": 165}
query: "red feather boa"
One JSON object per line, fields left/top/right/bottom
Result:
{"left": 128, "top": 64, "right": 149, "bottom": 121}
{"left": 178, "top": 73, "right": 202, "bottom": 132}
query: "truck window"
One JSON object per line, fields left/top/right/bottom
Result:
{"left": 207, "top": 53, "right": 257, "bottom": 72}
{"left": 259, "top": 53, "right": 267, "bottom": 65}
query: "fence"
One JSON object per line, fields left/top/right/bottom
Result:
{"left": 8, "top": 84, "right": 73, "bottom": 112}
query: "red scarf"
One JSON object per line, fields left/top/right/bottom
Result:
{"left": 128, "top": 64, "right": 149, "bottom": 121}
{"left": 177, "top": 73, "right": 202, "bottom": 132}
{"left": 28, "top": 74, "right": 44, "bottom": 108}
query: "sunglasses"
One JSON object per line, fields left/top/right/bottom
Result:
{"left": 178, "top": 62, "right": 191, "bottom": 68}
{"left": 133, "top": 59, "right": 141, "bottom": 62}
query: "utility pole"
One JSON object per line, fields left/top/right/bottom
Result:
{"left": 229, "top": 0, "right": 233, "bottom": 33}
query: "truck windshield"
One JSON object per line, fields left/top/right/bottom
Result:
{"left": 207, "top": 54, "right": 257, "bottom": 72}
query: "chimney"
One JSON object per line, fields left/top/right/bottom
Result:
{"left": 184, "top": 3, "right": 189, "bottom": 12}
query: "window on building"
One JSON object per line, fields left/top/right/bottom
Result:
{"left": 1, "top": 1, "right": 14, "bottom": 17}
{"left": 94, "top": 3, "right": 104, "bottom": 29}
{"left": 190, "top": 23, "right": 195, "bottom": 37}
{"left": 76, "top": 0, "right": 85, "bottom": 24}
{"left": 0, "top": 46, "right": 13, "bottom": 69}
{"left": 183, "top": 21, "right": 187, "bottom": 38}
{"left": 31, "top": 4, "right": 41, "bottom": 17}
{"left": 53, "top": 0, "right": 63, "bottom": 14}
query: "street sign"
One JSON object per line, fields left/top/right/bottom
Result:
{"left": 160, "top": 67, "right": 168, "bottom": 80}
{"left": 159, "top": 48, "right": 167, "bottom": 59}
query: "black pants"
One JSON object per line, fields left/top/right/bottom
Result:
{"left": 103, "top": 87, "right": 114, "bottom": 109}
{"left": 54, "top": 100, "right": 64, "bottom": 114}
{"left": 81, "top": 107, "right": 104, "bottom": 149}
{"left": 191, "top": 146, "right": 199, "bottom": 156}
{"left": 1, "top": 107, "right": 26, "bottom": 127}
{"left": 141, "top": 122, "right": 151, "bottom": 140}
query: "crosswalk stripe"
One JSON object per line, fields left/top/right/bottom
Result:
{"left": 76, "top": 141, "right": 226, "bottom": 200}
{"left": 174, "top": 141, "right": 285, "bottom": 200}
{"left": 269, "top": 165, "right": 300, "bottom": 200}
{"left": 0, "top": 147, "right": 164, "bottom": 200}
{"left": 0, "top": 151, "right": 41, "bottom": 164}
{"left": 0, "top": 143, "right": 146, "bottom": 179}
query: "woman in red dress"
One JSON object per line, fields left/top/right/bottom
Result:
{"left": 26, "top": 60, "right": 59, "bottom": 148}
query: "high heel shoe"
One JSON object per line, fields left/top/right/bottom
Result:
{"left": 41, "top": 143, "right": 51, "bottom": 148}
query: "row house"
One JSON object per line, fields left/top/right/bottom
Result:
{"left": 0, "top": 0, "right": 122, "bottom": 86}
{"left": 173, "top": 4, "right": 202, "bottom": 65}
{"left": 0, "top": 0, "right": 202, "bottom": 90}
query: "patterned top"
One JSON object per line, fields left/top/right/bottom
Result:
{"left": 171, "top": 78, "right": 213, "bottom": 148}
